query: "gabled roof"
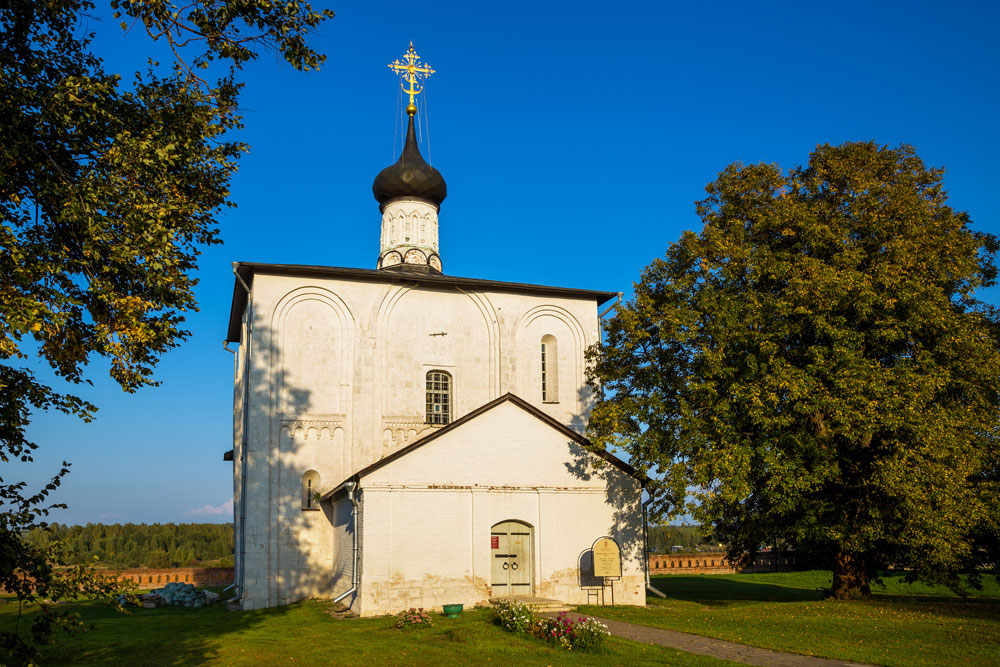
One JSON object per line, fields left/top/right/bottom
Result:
{"left": 226, "top": 262, "right": 618, "bottom": 342}
{"left": 321, "top": 393, "right": 647, "bottom": 501}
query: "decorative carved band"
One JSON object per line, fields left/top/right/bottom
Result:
{"left": 282, "top": 415, "right": 346, "bottom": 432}
{"left": 381, "top": 418, "right": 441, "bottom": 455}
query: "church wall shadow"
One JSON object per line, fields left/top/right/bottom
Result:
{"left": 563, "top": 385, "right": 645, "bottom": 591}
{"left": 235, "top": 309, "right": 353, "bottom": 610}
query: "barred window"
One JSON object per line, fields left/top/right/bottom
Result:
{"left": 541, "top": 334, "right": 558, "bottom": 402}
{"left": 302, "top": 470, "right": 320, "bottom": 510}
{"left": 541, "top": 342, "right": 548, "bottom": 401}
{"left": 426, "top": 370, "right": 452, "bottom": 424}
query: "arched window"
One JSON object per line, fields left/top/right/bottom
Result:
{"left": 302, "top": 470, "right": 320, "bottom": 510}
{"left": 426, "top": 370, "right": 452, "bottom": 424}
{"left": 541, "top": 335, "right": 558, "bottom": 403}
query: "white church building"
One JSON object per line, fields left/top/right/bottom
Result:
{"left": 224, "top": 46, "right": 647, "bottom": 615}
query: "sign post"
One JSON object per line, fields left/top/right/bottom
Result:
{"left": 591, "top": 536, "right": 622, "bottom": 606}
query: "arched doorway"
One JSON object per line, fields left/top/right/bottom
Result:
{"left": 491, "top": 520, "right": 533, "bottom": 597}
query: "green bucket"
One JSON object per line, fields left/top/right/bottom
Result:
{"left": 442, "top": 604, "right": 463, "bottom": 618}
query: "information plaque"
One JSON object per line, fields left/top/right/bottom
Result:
{"left": 592, "top": 536, "right": 622, "bottom": 578}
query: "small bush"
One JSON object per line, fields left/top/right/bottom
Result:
{"left": 493, "top": 602, "right": 610, "bottom": 652}
{"left": 491, "top": 599, "right": 535, "bottom": 633}
{"left": 394, "top": 607, "right": 432, "bottom": 629}
{"left": 533, "top": 612, "right": 610, "bottom": 652}
{"left": 571, "top": 616, "right": 611, "bottom": 651}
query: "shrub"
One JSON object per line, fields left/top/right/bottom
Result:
{"left": 491, "top": 599, "right": 535, "bottom": 633}
{"left": 571, "top": 617, "right": 611, "bottom": 651}
{"left": 533, "top": 612, "right": 610, "bottom": 652}
{"left": 394, "top": 607, "right": 432, "bottom": 629}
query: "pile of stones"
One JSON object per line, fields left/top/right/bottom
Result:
{"left": 140, "top": 582, "right": 220, "bottom": 608}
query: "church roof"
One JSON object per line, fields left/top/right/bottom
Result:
{"left": 321, "top": 393, "right": 649, "bottom": 501}
{"left": 372, "top": 114, "right": 447, "bottom": 208}
{"left": 226, "top": 262, "right": 618, "bottom": 342}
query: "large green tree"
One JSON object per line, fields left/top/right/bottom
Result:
{"left": 588, "top": 142, "right": 1000, "bottom": 599}
{"left": 1, "top": 1, "right": 332, "bottom": 660}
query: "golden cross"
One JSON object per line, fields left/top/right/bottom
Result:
{"left": 388, "top": 42, "right": 435, "bottom": 116}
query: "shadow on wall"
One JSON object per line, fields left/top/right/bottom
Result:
{"left": 239, "top": 310, "right": 351, "bottom": 609}
{"left": 563, "top": 385, "right": 644, "bottom": 566}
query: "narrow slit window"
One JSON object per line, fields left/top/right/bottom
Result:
{"left": 426, "top": 370, "right": 452, "bottom": 424}
{"left": 541, "top": 343, "right": 548, "bottom": 401}
{"left": 302, "top": 471, "right": 320, "bottom": 510}
{"left": 541, "top": 335, "right": 558, "bottom": 402}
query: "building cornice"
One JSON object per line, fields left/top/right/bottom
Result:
{"left": 226, "top": 262, "right": 617, "bottom": 343}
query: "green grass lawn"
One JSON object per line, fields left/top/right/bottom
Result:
{"left": 577, "top": 570, "right": 1000, "bottom": 667}
{"left": 0, "top": 592, "right": 736, "bottom": 666}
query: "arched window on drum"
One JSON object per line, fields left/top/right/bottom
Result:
{"left": 302, "top": 470, "right": 320, "bottom": 511}
{"left": 541, "top": 334, "right": 558, "bottom": 403}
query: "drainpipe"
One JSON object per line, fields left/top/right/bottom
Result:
{"left": 232, "top": 262, "right": 252, "bottom": 602}
{"left": 643, "top": 490, "right": 667, "bottom": 599}
{"left": 598, "top": 292, "right": 623, "bottom": 319}
{"left": 333, "top": 481, "right": 360, "bottom": 604}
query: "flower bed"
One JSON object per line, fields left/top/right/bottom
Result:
{"left": 491, "top": 600, "right": 609, "bottom": 651}
{"left": 393, "top": 607, "right": 432, "bottom": 629}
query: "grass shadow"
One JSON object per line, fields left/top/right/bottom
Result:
{"left": 2, "top": 603, "right": 725, "bottom": 666}
{"left": 1, "top": 591, "right": 293, "bottom": 666}
{"left": 649, "top": 575, "right": 822, "bottom": 606}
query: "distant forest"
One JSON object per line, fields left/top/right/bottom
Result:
{"left": 647, "top": 524, "right": 719, "bottom": 552}
{"left": 24, "top": 523, "right": 234, "bottom": 569}
{"left": 24, "top": 522, "right": 704, "bottom": 567}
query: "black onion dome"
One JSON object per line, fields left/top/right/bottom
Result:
{"left": 372, "top": 114, "right": 447, "bottom": 208}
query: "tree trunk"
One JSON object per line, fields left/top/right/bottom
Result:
{"left": 830, "top": 549, "right": 871, "bottom": 599}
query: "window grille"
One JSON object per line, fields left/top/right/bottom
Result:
{"left": 541, "top": 335, "right": 558, "bottom": 402}
{"left": 302, "top": 471, "right": 320, "bottom": 510}
{"left": 426, "top": 370, "right": 452, "bottom": 424}
{"left": 541, "top": 343, "right": 548, "bottom": 401}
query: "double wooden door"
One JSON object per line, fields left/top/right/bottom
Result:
{"left": 491, "top": 521, "right": 532, "bottom": 597}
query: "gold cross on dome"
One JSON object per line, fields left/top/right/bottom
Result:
{"left": 388, "top": 42, "right": 435, "bottom": 116}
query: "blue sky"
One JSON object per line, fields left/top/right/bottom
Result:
{"left": 14, "top": 0, "right": 1000, "bottom": 524}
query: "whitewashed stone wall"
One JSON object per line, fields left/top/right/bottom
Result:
{"left": 233, "top": 271, "right": 608, "bottom": 610}
{"left": 351, "top": 400, "right": 645, "bottom": 616}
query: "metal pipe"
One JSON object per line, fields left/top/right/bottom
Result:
{"left": 598, "top": 291, "right": 623, "bottom": 319}
{"left": 331, "top": 586, "right": 355, "bottom": 604}
{"left": 223, "top": 340, "right": 236, "bottom": 354}
{"left": 332, "top": 481, "right": 360, "bottom": 605}
{"left": 233, "top": 262, "right": 252, "bottom": 295}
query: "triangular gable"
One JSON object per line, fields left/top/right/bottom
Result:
{"left": 321, "top": 393, "right": 646, "bottom": 501}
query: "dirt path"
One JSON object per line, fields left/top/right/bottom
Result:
{"left": 580, "top": 615, "right": 875, "bottom": 666}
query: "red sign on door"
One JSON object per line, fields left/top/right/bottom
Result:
{"left": 491, "top": 536, "right": 499, "bottom": 549}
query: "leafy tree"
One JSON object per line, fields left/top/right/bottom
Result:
{"left": 588, "top": 142, "right": 1000, "bottom": 599}
{"left": 1, "top": 0, "right": 332, "bottom": 660}
{"left": 646, "top": 524, "right": 709, "bottom": 552}
{"left": 24, "top": 522, "right": 234, "bottom": 567}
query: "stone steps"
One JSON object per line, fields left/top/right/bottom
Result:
{"left": 489, "top": 596, "right": 571, "bottom": 613}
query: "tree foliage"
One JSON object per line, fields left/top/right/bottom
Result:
{"left": 24, "top": 522, "right": 234, "bottom": 568}
{"left": 1, "top": 1, "right": 332, "bottom": 661}
{"left": 588, "top": 142, "right": 1000, "bottom": 598}
{"left": 646, "top": 524, "right": 711, "bottom": 552}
